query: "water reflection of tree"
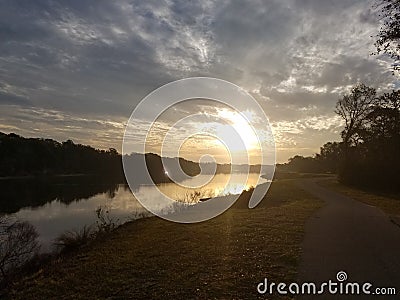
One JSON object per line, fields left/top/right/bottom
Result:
{"left": 0, "top": 176, "right": 120, "bottom": 214}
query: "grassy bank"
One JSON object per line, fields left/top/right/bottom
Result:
{"left": 8, "top": 180, "right": 322, "bottom": 299}
{"left": 319, "top": 178, "right": 400, "bottom": 216}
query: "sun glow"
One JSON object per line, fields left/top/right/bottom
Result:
{"left": 215, "top": 108, "right": 260, "bottom": 152}
{"left": 146, "top": 105, "right": 265, "bottom": 164}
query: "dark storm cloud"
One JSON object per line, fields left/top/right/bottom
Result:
{"left": 0, "top": 0, "right": 176, "bottom": 116}
{"left": 0, "top": 91, "right": 31, "bottom": 106}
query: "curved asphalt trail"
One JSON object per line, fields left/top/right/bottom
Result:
{"left": 297, "top": 179, "right": 400, "bottom": 299}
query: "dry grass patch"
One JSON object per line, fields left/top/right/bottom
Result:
{"left": 319, "top": 178, "right": 400, "bottom": 216}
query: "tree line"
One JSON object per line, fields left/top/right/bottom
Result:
{"left": 0, "top": 132, "right": 124, "bottom": 179}
{"left": 283, "top": 0, "right": 400, "bottom": 191}
{"left": 0, "top": 133, "right": 202, "bottom": 184}
{"left": 0, "top": 132, "right": 270, "bottom": 186}
{"left": 283, "top": 85, "right": 400, "bottom": 191}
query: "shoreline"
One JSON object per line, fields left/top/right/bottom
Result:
{"left": 6, "top": 179, "right": 323, "bottom": 298}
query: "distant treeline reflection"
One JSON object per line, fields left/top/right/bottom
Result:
{"left": 0, "top": 176, "right": 121, "bottom": 214}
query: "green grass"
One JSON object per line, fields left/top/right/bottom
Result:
{"left": 319, "top": 178, "right": 400, "bottom": 216}
{"left": 8, "top": 181, "right": 322, "bottom": 299}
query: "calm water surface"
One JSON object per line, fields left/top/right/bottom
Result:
{"left": 1, "top": 173, "right": 267, "bottom": 251}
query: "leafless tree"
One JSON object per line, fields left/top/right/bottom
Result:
{"left": 335, "top": 84, "right": 378, "bottom": 146}
{"left": 0, "top": 215, "right": 40, "bottom": 281}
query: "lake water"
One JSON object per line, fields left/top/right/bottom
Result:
{"left": 0, "top": 173, "right": 267, "bottom": 251}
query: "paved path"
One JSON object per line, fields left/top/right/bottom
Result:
{"left": 297, "top": 179, "right": 400, "bottom": 299}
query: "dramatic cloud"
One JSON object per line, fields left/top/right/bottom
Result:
{"left": 0, "top": 0, "right": 397, "bottom": 162}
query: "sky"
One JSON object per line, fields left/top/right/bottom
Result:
{"left": 0, "top": 0, "right": 397, "bottom": 163}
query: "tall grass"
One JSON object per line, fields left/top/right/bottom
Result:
{"left": 95, "top": 206, "right": 119, "bottom": 233}
{"left": 54, "top": 205, "right": 121, "bottom": 253}
{"left": 54, "top": 225, "right": 94, "bottom": 252}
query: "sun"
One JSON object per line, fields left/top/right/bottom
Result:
{"left": 215, "top": 108, "right": 260, "bottom": 152}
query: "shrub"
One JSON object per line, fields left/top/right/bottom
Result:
{"left": 0, "top": 215, "right": 40, "bottom": 283}
{"left": 54, "top": 225, "right": 94, "bottom": 252}
{"left": 95, "top": 206, "right": 119, "bottom": 233}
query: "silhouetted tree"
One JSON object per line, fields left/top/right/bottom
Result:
{"left": 335, "top": 85, "right": 400, "bottom": 189}
{"left": 335, "top": 84, "right": 377, "bottom": 147}
{"left": 316, "top": 142, "right": 343, "bottom": 173}
{"left": 284, "top": 84, "right": 399, "bottom": 191}
{"left": 284, "top": 155, "right": 323, "bottom": 173}
{"left": 374, "top": 0, "right": 400, "bottom": 73}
